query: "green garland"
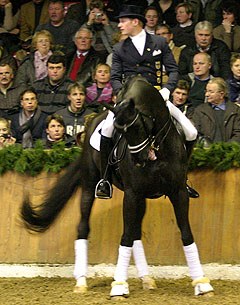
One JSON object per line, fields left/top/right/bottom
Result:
{"left": 1, "top": 141, "right": 240, "bottom": 176}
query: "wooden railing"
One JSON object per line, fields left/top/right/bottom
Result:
{"left": 0, "top": 169, "right": 239, "bottom": 265}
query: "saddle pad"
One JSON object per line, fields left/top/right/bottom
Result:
{"left": 89, "top": 120, "right": 105, "bottom": 151}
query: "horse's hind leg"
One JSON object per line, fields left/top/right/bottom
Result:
{"left": 169, "top": 189, "right": 214, "bottom": 296}
{"left": 73, "top": 188, "right": 95, "bottom": 293}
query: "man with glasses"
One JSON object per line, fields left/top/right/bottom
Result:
{"left": 67, "top": 28, "right": 102, "bottom": 86}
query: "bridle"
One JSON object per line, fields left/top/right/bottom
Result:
{"left": 114, "top": 108, "right": 172, "bottom": 155}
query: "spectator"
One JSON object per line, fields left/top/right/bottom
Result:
{"left": 106, "top": 30, "right": 128, "bottom": 66}
{"left": 0, "top": 63, "right": 26, "bottom": 118}
{"left": 227, "top": 53, "right": 240, "bottom": 103}
{"left": 33, "top": 53, "right": 73, "bottom": 114}
{"left": 43, "top": 113, "right": 76, "bottom": 148}
{"left": 151, "top": 0, "right": 178, "bottom": 27}
{"left": 0, "top": 116, "right": 16, "bottom": 148}
{"left": 10, "top": 88, "right": 47, "bottom": 148}
{"left": 171, "top": 79, "right": 194, "bottom": 118}
{"left": 86, "top": 63, "right": 113, "bottom": 112}
{"left": 55, "top": 82, "right": 94, "bottom": 139}
{"left": 35, "top": 0, "right": 80, "bottom": 56}
{"left": 171, "top": 2, "right": 195, "bottom": 48}
{"left": 144, "top": 6, "right": 160, "bottom": 35}
{"left": 155, "top": 23, "right": 183, "bottom": 85}
{"left": 15, "top": 30, "right": 53, "bottom": 86}
{"left": 0, "top": 0, "right": 20, "bottom": 53}
{"left": 182, "top": 52, "right": 213, "bottom": 108}
{"left": 192, "top": 77, "right": 240, "bottom": 144}
{"left": 213, "top": 1, "right": 240, "bottom": 53}
{"left": 0, "top": 40, "right": 17, "bottom": 70}
{"left": 179, "top": 21, "right": 231, "bottom": 80}
{"left": 82, "top": 0, "right": 118, "bottom": 62}
{"left": 67, "top": 27, "right": 102, "bottom": 86}
{"left": 19, "top": 0, "right": 50, "bottom": 42}
{"left": 65, "top": 0, "right": 89, "bottom": 26}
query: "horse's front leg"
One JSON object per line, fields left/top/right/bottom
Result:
{"left": 169, "top": 188, "right": 214, "bottom": 296}
{"left": 73, "top": 188, "right": 95, "bottom": 293}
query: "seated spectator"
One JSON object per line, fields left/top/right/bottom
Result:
{"left": 213, "top": 1, "right": 240, "bottom": 53}
{"left": 0, "top": 117, "right": 16, "bottom": 148}
{"left": 155, "top": 24, "right": 182, "bottom": 84}
{"left": 0, "top": 0, "right": 20, "bottom": 53}
{"left": 144, "top": 6, "right": 160, "bottom": 35}
{"left": 35, "top": 0, "right": 80, "bottom": 56}
{"left": 15, "top": 30, "right": 53, "bottom": 86}
{"left": 82, "top": 0, "right": 118, "bottom": 62}
{"left": 55, "top": 82, "right": 94, "bottom": 139}
{"left": 106, "top": 31, "right": 128, "bottom": 67}
{"left": 171, "top": 79, "right": 194, "bottom": 118}
{"left": 171, "top": 2, "right": 195, "bottom": 48}
{"left": 10, "top": 88, "right": 47, "bottom": 148}
{"left": 33, "top": 53, "right": 73, "bottom": 114}
{"left": 43, "top": 113, "right": 76, "bottom": 148}
{"left": 227, "top": 53, "right": 240, "bottom": 103}
{"left": 192, "top": 77, "right": 240, "bottom": 144}
{"left": 0, "top": 63, "right": 26, "bottom": 118}
{"left": 86, "top": 63, "right": 113, "bottom": 112}
{"left": 19, "top": 0, "right": 50, "bottom": 42}
{"left": 151, "top": 0, "right": 178, "bottom": 27}
{"left": 0, "top": 39, "right": 17, "bottom": 70}
{"left": 179, "top": 20, "right": 231, "bottom": 80}
{"left": 182, "top": 52, "right": 213, "bottom": 108}
{"left": 67, "top": 27, "right": 102, "bottom": 86}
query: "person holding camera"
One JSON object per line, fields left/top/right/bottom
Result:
{"left": 82, "top": 0, "right": 118, "bottom": 62}
{"left": 0, "top": 117, "right": 16, "bottom": 149}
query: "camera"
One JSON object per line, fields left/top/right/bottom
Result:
{"left": 95, "top": 13, "right": 102, "bottom": 19}
{"left": 1, "top": 134, "right": 11, "bottom": 139}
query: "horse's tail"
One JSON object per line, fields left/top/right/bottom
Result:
{"left": 21, "top": 155, "right": 84, "bottom": 232}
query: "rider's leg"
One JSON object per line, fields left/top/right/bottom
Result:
{"left": 95, "top": 111, "right": 115, "bottom": 199}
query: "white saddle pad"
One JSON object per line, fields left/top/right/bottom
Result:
{"left": 89, "top": 120, "right": 105, "bottom": 151}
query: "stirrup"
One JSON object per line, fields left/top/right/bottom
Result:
{"left": 186, "top": 184, "right": 199, "bottom": 198}
{"left": 95, "top": 179, "right": 112, "bottom": 199}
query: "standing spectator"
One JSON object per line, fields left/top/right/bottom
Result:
{"left": 43, "top": 113, "right": 76, "bottom": 148}
{"left": 67, "top": 28, "right": 102, "bottom": 86}
{"left": 0, "top": 117, "right": 16, "bottom": 148}
{"left": 19, "top": 0, "right": 49, "bottom": 42}
{"left": 15, "top": 30, "right": 53, "bottom": 86}
{"left": 213, "top": 1, "right": 240, "bottom": 53}
{"left": 82, "top": 0, "right": 118, "bottom": 62}
{"left": 171, "top": 2, "right": 195, "bottom": 48}
{"left": 227, "top": 53, "right": 240, "bottom": 103}
{"left": 192, "top": 77, "right": 240, "bottom": 144}
{"left": 144, "top": 6, "right": 160, "bottom": 35}
{"left": 182, "top": 52, "right": 213, "bottom": 108}
{"left": 0, "top": 63, "right": 26, "bottom": 118}
{"left": 35, "top": 0, "right": 80, "bottom": 56}
{"left": 179, "top": 21, "right": 231, "bottom": 80}
{"left": 55, "top": 82, "right": 94, "bottom": 138}
{"left": 86, "top": 63, "right": 113, "bottom": 112}
{"left": 10, "top": 88, "right": 47, "bottom": 148}
{"left": 0, "top": 0, "right": 20, "bottom": 53}
{"left": 33, "top": 53, "right": 73, "bottom": 114}
{"left": 151, "top": 0, "right": 178, "bottom": 27}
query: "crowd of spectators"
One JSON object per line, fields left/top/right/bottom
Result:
{"left": 1, "top": 0, "right": 240, "bottom": 150}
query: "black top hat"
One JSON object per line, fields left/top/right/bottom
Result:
{"left": 117, "top": 5, "right": 147, "bottom": 25}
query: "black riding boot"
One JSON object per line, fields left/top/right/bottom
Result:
{"left": 95, "top": 136, "right": 113, "bottom": 199}
{"left": 185, "top": 140, "right": 199, "bottom": 198}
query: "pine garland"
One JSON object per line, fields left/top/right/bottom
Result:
{"left": 1, "top": 141, "right": 240, "bottom": 176}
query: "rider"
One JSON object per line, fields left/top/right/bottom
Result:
{"left": 95, "top": 4, "right": 199, "bottom": 199}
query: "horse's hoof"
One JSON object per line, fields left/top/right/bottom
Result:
{"left": 141, "top": 275, "right": 157, "bottom": 290}
{"left": 192, "top": 277, "right": 214, "bottom": 296}
{"left": 73, "top": 285, "right": 88, "bottom": 293}
{"left": 110, "top": 281, "right": 129, "bottom": 298}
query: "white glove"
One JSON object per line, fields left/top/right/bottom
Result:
{"left": 159, "top": 87, "right": 170, "bottom": 102}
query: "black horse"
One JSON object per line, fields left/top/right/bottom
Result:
{"left": 21, "top": 76, "right": 214, "bottom": 298}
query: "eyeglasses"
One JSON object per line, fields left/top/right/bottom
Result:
{"left": 76, "top": 36, "right": 92, "bottom": 40}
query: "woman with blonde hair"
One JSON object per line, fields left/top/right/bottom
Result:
{"left": 0, "top": 117, "right": 16, "bottom": 149}
{"left": 15, "top": 30, "right": 53, "bottom": 86}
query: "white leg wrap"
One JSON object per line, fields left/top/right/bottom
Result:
{"left": 114, "top": 245, "right": 132, "bottom": 282}
{"left": 132, "top": 240, "right": 149, "bottom": 278}
{"left": 166, "top": 100, "right": 198, "bottom": 141}
{"left": 74, "top": 239, "right": 88, "bottom": 280}
{"left": 183, "top": 242, "right": 204, "bottom": 280}
{"left": 101, "top": 110, "right": 115, "bottom": 138}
